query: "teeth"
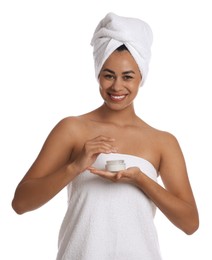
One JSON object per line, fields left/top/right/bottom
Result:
{"left": 110, "top": 95, "right": 125, "bottom": 100}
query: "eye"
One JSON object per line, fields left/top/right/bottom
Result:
{"left": 123, "top": 75, "right": 133, "bottom": 81}
{"left": 104, "top": 74, "right": 115, "bottom": 80}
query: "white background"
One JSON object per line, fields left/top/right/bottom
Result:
{"left": 1, "top": 0, "right": 211, "bottom": 259}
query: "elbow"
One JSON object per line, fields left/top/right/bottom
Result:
{"left": 11, "top": 198, "right": 27, "bottom": 215}
{"left": 183, "top": 214, "right": 199, "bottom": 235}
{"left": 185, "top": 221, "right": 199, "bottom": 235}
{"left": 11, "top": 184, "right": 33, "bottom": 214}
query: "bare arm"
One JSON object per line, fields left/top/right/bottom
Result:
{"left": 89, "top": 132, "right": 199, "bottom": 234}
{"left": 12, "top": 117, "right": 117, "bottom": 214}
{"left": 152, "top": 132, "right": 199, "bottom": 234}
{"left": 12, "top": 118, "right": 78, "bottom": 214}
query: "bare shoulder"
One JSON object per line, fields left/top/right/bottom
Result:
{"left": 141, "top": 123, "right": 185, "bottom": 172}
{"left": 49, "top": 115, "right": 94, "bottom": 148}
{"left": 54, "top": 116, "right": 82, "bottom": 130}
{"left": 51, "top": 115, "right": 88, "bottom": 136}
{"left": 153, "top": 129, "right": 186, "bottom": 177}
{"left": 139, "top": 120, "right": 180, "bottom": 148}
{"left": 155, "top": 129, "right": 180, "bottom": 148}
{"left": 149, "top": 127, "right": 182, "bottom": 157}
{"left": 35, "top": 116, "right": 86, "bottom": 164}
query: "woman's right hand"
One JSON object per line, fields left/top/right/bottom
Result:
{"left": 73, "top": 135, "right": 118, "bottom": 174}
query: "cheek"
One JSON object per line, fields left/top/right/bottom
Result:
{"left": 99, "top": 78, "right": 111, "bottom": 91}
{"left": 99, "top": 84, "right": 106, "bottom": 98}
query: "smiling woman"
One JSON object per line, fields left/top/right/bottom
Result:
{"left": 99, "top": 47, "right": 141, "bottom": 109}
{"left": 12, "top": 12, "right": 199, "bottom": 260}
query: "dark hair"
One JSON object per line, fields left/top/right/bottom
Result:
{"left": 116, "top": 44, "right": 129, "bottom": 52}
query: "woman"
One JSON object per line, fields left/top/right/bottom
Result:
{"left": 12, "top": 13, "right": 199, "bottom": 260}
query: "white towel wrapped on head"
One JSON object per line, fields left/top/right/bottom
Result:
{"left": 91, "top": 12, "right": 153, "bottom": 86}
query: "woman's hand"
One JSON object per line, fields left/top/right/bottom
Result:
{"left": 88, "top": 166, "right": 141, "bottom": 184}
{"left": 73, "top": 135, "right": 118, "bottom": 174}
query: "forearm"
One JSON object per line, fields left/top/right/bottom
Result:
{"left": 135, "top": 172, "right": 199, "bottom": 234}
{"left": 12, "top": 163, "right": 79, "bottom": 214}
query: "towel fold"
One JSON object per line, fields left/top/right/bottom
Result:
{"left": 91, "top": 12, "right": 153, "bottom": 86}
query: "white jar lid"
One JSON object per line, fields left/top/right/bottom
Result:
{"left": 105, "top": 160, "right": 126, "bottom": 172}
{"left": 106, "top": 160, "right": 125, "bottom": 165}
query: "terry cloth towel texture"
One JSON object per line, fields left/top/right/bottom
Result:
{"left": 91, "top": 12, "right": 153, "bottom": 86}
{"left": 56, "top": 153, "right": 162, "bottom": 260}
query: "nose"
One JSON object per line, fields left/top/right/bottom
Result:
{"left": 111, "top": 77, "right": 123, "bottom": 91}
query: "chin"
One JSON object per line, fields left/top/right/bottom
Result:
{"left": 104, "top": 102, "right": 130, "bottom": 111}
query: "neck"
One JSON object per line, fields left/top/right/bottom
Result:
{"left": 95, "top": 103, "right": 138, "bottom": 126}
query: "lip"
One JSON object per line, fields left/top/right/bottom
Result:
{"left": 108, "top": 93, "right": 127, "bottom": 102}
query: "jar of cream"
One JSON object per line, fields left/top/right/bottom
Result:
{"left": 105, "top": 160, "right": 126, "bottom": 172}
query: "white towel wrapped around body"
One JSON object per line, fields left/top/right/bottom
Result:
{"left": 91, "top": 12, "right": 153, "bottom": 86}
{"left": 56, "top": 153, "right": 162, "bottom": 260}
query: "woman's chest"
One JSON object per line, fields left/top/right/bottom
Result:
{"left": 76, "top": 123, "right": 161, "bottom": 171}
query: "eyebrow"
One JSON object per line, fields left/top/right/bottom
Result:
{"left": 102, "top": 69, "right": 135, "bottom": 75}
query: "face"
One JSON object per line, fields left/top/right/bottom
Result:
{"left": 98, "top": 50, "right": 142, "bottom": 111}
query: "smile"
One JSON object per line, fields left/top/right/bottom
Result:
{"left": 109, "top": 94, "right": 127, "bottom": 101}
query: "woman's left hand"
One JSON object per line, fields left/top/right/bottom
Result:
{"left": 88, "top": 166, "right": 141, "bottom": 184}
